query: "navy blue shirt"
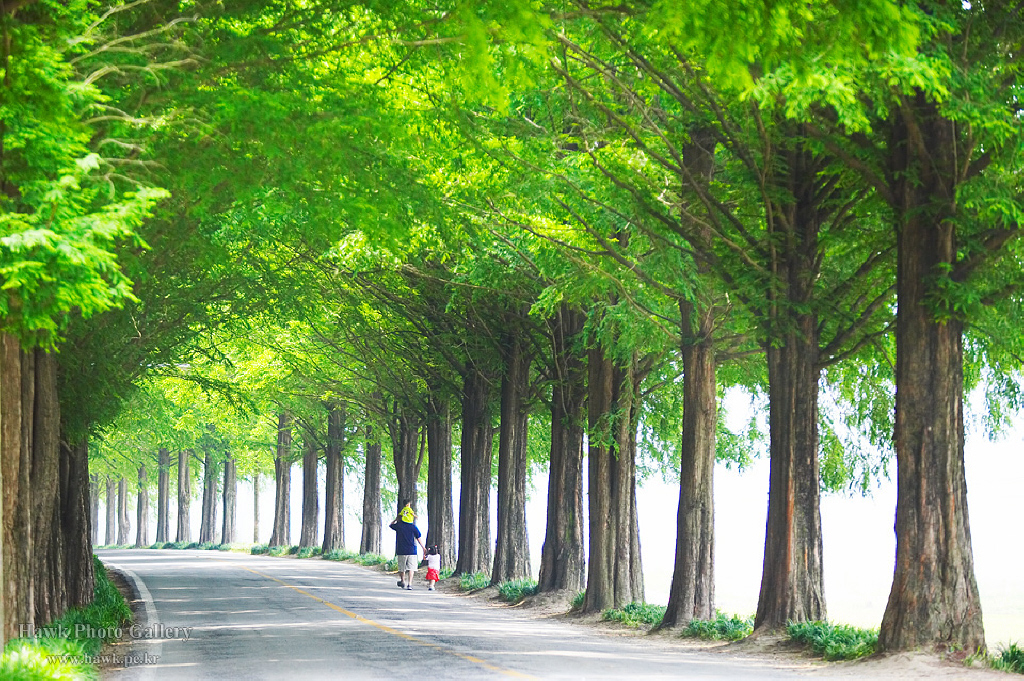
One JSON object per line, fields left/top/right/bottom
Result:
{"left": 391, "top": 520, "right": 421, "bottom": 556}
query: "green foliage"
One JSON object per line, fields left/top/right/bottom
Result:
{"left": 383, "top": 557, "right": 399, "bottom": 571}
{"left": 683, "top": 612, "right": 754, "bottom": 641}
{"left": 250, "top": 545, "right": 270, "bottom": 555}
{"left": 295, "top": 547, "right": 321, "bottom": 559}
{"left": 459, "top": 572, "right": 491, "bottom": 591}
{"left": 354, "top": 553, "right": 387, "bottom": 566}
{"left": 601, "top": 602, "right": 667, "bottom": 628}
{"left": 787, "top": 621, "right": 878, "bottom": 660}
{"left": 198, "top": 542, "right": 217, "bottom": 551}
{"left": 439, "top": 567, "right": 455, "bottom": 580}
{"left": 324, "top": 549, "right": 359, "bottom": 561}
{"left": 991, "top": 643, "right": 1024, "bottom": 674}
{"left": 570, "top": 591, "right": 585, "bottom": 611}
{"left": 266, "top": 546, "right": 299, "bottom": 557}
{"left": 496, "top": 578, "right": 538, "bottom": 603}
{"left": 0, "top": 637, "right": 96, "bottom": 680}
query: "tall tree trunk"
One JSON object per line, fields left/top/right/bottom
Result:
{"left": 755, "top": 161, "right": 826, "bottom": 631}
{"left": 390, "top": 407, "right": 423, "bottom": 513}
{"left": 425, "top": 394, "right": 456, "bottom": 570}
{"left": 221, "top": 455, "right": 236, "bottom": 545}
{"left": 299, "top": 438, "right": 319, "bottom": 548}
{"left": 360, "top": 425, "right": 382, "bottom": 555}
{"left": 156, "top": 448, "right": 170, "bottom": 543}
{"left": 878, "top": 96, "right": 984, "bottom": 652}
{"left": 492, "top": 333, "right": 532, "bottom": 585}
{"left": 538, "top": 307, "right": 586, "bottom": 593}
{"left": 117, "top": 477, "right": 130, "bottom": 546}
{"left": 322, "top": 403, "right": 346, "bottom": 554}
{"left": 62, "top": 441, "right": 94, "bottom": 609}
{"left": 663, "top": 297, "right": 717, "bottom": 627}
{"left": 455, "top": 368, "right": 494, "bottom": 576}
{"left": 199, "top": 450, "right": 218, "bottom": 544}
{"left": 583, "top": 348, "right": 644, "bottom": 613}
{"left": 176, "top": 451, "right": 191, "bottom": 543}
{"left": 2, "top": 335, "right": 31, "bottom": 639}
{"left": 270, "top": 413, "right": 292, "bottom": 547}
{"left": 32, "top": 350, "right": 61, "bottom": 624}
{"left": 106, "top": 476, "right": 116, "bottom": 546}
{"left": 135, "top": 465, "right": 149, "bottom": 547}
{"left": 253, "top": 473, "right": 260, "bottom": 544}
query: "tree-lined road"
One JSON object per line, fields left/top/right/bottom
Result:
{"left": 99, "top": 550, "right": 814, "bottom": 680}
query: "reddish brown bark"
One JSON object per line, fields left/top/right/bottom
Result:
{"left": 425, "top": 395, "right": 456, "bottom": 569}
{"left": 175, "top": 450, "right": 191, "bottom": 543}
{"left": 270, "top": 413, "right": 292, "bottom": 547}
{"left": 221, "top": 456, "right": 236, "bottom": 545}
{"left": 322, "top": 403, "right": 345, "bottom": 554}
{"left": 360, "top": 424, "right": 382, "bottom": 555}
{"left": 156, "top": 448, "right": 170, "bottom": 543}
{"left": 299, "top": 438, "right": 319, "bottom": 548}
{"left": 135, "top": 465, "right": 149, "bottom": 547}
{"left": 878, "top": 95, "right": 984, "bottom": 652}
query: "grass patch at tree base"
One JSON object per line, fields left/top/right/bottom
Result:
{"left": 683, "top": 612, "right": 753, "bottom": 641}
{"left": 459, "top": 572, "right": 490, "bottom": 591}
{"left": 1, "top": 556, "right": 132, "bottom": 679}
{"left": 497, "top": 578, "right": 538, "bottom": 603}
{"left": 601, "top": 602, "right": 666, "bottom": 628}
{"left": 787, "top": 620, "right": 878, "bottom": 660}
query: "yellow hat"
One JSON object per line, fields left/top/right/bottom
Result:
{"left": 400, "top": 505, "right": 414, "bottom": 523}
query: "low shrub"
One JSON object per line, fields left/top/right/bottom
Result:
{"left": 266, "top": 545, "right": 299, "bottom": 557}
{"left": 148, "top": 542, "right": 167, "bottom": 550}
{"left": 296, "top": 547, "right": 321, "bottom": 559}
{"left": 323, "top": 549, "right": 358, "bottom": 561}
{"left": 497, "top": 578, "right": 538, "bottom": 603}
{"left": 250, "top": 544, "right": 270, "bottom": 555}
{"left": 182, "top": 542, "right": 201, "bottom": 550}
{"left": 198, "top": 542, "right": 218, "bottom": 550}
{"left": 1, "top": 638, "right": 96, "bottom": 680}
{"left": 384, "top": 557, "right": 398, "bottom": 571}
{"left": 459, "top": 572, "right": 491, "bottom": 591}
{"left": 601, "top": 602, "right": 666, "bottom": 628}
{"left": 439, "top": 567, "right": 455, "bottom": 580}
{"left": 354, "top": 553, "right": 387, "bottom": 566}
{"left": 683, "top": 612, "right": 753, "bottom": 641}
{"left": 787, "top": 620, "right": 878, "bottom": 660}
{"left": 570, "top": 591, "right": 585, "bottom": 611}
{"left": 992, "top": 642, "right": 1024, "bottom": 674}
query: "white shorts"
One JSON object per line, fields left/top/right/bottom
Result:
{"left": 397, "top": 554, "right": 418, "bottom": 572}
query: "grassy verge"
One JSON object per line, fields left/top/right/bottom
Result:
{"left": 973, "top": 642, "right": 1024, "bottom": 675}
{"left": 683, "top": 612, "right": 754, "bottom": 641}
{"left": 497, "top": 578, "right": 538, "bottom": 603}
{"left": 787, "top": 621, "right": 878, "bottom": 660}
{"left": 601, "top": 602, "right": 666, "bottom": 628}
{"left": 353, "top": 553, "right": 387, "bottom": 566}
{"left": 570, "top": 591, "right": 585, "bottom": 610}
{"left": 1, "top": 556, "right": 132, "bottom": 679}
{"left": 459, "top": 572, "right": 490, "bottom": 591}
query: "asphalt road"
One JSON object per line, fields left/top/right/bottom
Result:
{"left": 97, "top": 549, "right": 818, "bottom": 680}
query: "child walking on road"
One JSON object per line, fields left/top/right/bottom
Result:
{"left": 425, "top": 545, "right": 441, "bottom": 591}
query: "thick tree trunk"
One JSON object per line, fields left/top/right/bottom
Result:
{"left": 2, "top": 336, "right": 31, "bottom": 639}
{"left": 455, "top": 369, "right": 494, "bottom": 575}
{"left": 360, "top": 425, "right": 382, "bottom": 555}
{"left": 135, "top": 465, "right": 149, "bottom": 547}
{"left": 755, "top": 167, "right": 827, "bottom": 631}
{"left": 32, "top": 350, "right": 61, "bottom": 624}
{"left": 176, "top": 451, "right": 191, "bottom": 543}
{"left": 425, "top": 395, "right": 456, "bottom": 570}
{"left": 117, "top": 477, "right": 130, "bottom": 546}
{"left": 105, "top": 476, "right": 116, "bottom": 546}
{"left": 878, "top": 97, "right": 984, "bottom": 652}
{"left": 299, "top": 438, "right": 319, "bottom": 548}
{"left": 663, "top": 298, "right": 717, "bottom": 627}
{"left": 322, "top": 403, "right": 345, "bottom": 554}
{"left": 270, "top": 413, "right": 292, "bottom": 547}
{"left": 221, "top": 456, "right": 236, "bottom": 545}
{"left": 156, "top": 448, "right": 170, "bottom": 543}
{"left": 390, "top": 407, "right": 423, "bottom": 513}
{"left": 199, "top": 450, "right": 218, "bottom": 544}
{"left": 62, "top": 441, "right": 94, "bottom": 610}
{"left": 583, "top": 349, "right": 644, "bottom": 613}
{"left": 538, "top": 307, "right": 586, "bottom": 593}
{"left": 253, "top": 473, "right": 260, "bottom": 544}
{"left": 492, "top": 334, "right": 532, "bottom": 585}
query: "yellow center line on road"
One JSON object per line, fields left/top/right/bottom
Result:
{"left": 217, "top": 559, "right": 535, "bottom": 679}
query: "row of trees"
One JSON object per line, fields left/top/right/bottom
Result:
{"left": 1, "top": 0, "right": 1022, "bottom": 657}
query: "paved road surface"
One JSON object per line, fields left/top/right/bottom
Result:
{"left": 98, "top": 549, "right": 819, "bottom": 680}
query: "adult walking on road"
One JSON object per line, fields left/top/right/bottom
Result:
{"left": 390, "top": 500, "right": 426, "bottom": 589}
